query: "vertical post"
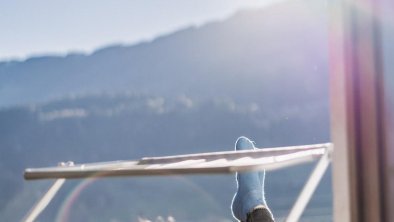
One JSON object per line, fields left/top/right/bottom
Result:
{"left": 378, "top": 0, "right": 394, "bottom": 220}
{"left": 329, "top": 0, "right": 385, "bottom": 221}
{"left": 329, "top": 0, "right": 358, "bottom": 220}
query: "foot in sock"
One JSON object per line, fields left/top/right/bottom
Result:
{"left": 231, "top": 136, "right": 274, "bottom": 222}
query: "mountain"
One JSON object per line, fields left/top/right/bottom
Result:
{"left": 0, "top": 0, "right": 333, "bottom": 221}
{"left": 0, "top": 0, "right": 328, "bottom": 109}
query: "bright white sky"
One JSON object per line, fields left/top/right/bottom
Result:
{"left": 0, "top": 0, "right": 276, "bottom": 61}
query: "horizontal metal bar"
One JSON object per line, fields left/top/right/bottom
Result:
{"left": 24, "top": 146, "right": 328, "bottom": 180}
{"left": 140, "top": 143, "right": 331, "bottom": 164}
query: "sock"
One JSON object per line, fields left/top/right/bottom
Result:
{"left": 231, "top": 136, "right": 268, "bottom": 221}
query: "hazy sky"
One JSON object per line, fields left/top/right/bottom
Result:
{"left": 0, "top": 0, "right": 276, "bottom": 61}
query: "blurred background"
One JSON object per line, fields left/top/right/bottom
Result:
{"left": 0, "top": 0, "right": 333, "bottom": 221}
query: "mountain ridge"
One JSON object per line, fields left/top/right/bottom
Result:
{"left": 0, "top": 0, "right": 329, "bottom": 108}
